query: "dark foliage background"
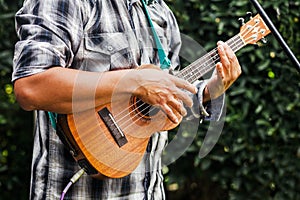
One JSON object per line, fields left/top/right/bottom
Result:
{"left": 0, "top": 0, "right": 33, "bottom": 199}
{"left": 0, "top": 0, "right": 299, "bottom": 199}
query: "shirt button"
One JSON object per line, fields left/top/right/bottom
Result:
{"left": 107, "top": 45, "right": 113, "bottom": 51}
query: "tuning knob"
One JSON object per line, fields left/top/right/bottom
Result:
{"left": 247, "top": 12, "right": 253, "bottom": 19}
{"left": 238, "top": 18, "right": 245, "bottom": 25}
{"left": 261, "top": 37, "right": 268, "bottom": 44}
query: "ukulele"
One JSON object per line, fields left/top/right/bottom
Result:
{"left": 57, "top": 14, "right": 271, "bottom": 179}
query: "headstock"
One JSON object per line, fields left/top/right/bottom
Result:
{"left": 239, "top": 14, "right": 271, "bottom": 45}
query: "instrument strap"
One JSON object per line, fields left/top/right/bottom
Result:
{"left": 48, "top": 111, "right": 57, "bottom": 129}
{"left": 141, "top": 0, "right": 171, "bottom": 70}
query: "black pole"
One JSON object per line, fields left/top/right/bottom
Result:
{"left": 249, "top": 0, "right": 300, "bottom": 74}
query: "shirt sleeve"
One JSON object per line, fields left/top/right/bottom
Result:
{"left": 196, "top": 80, "right": 225, "bottom": 121}
{"left": 12, "top": 0, "right": 85, "bottom": 82}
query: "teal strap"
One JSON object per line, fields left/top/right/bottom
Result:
{"left": 48, "top": 111, "right": 57, "bottom": 129}
{"left": 141, "top": 0, "right": 171, "bottom": 70}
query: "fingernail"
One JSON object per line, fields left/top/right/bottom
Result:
{"left": 189, "top": 101, "right": 193, "bottom": 108}
{"left": 182, "top": 108, "right": 187, "bottom": 116}
{"left": 217, "top": 41, "right": 223, "bottom": 45}
{"left": 219, "top": 45, "right": 224, "bottom": 52}
{"left": 174, "top": 118, "right": 179, "bottom": 124}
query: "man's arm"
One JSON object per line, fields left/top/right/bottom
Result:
{"left": 14, "top": 41, "right": 241, "bottom": 124}
{"left": 13, "top": 65, "right": 197, "bottom": 124}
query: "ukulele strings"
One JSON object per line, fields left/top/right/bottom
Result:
{"left": 112, "top": 23, "right": 257, "bottom": 131}
{"left": 179, "top": 34, "right": 244, "bottom": 83}
{"left": 115, "top": 38, "right": 246, "bottom": 131}
{"left": 114, "top": 37, "right": 246, "bottom": 131}
{"left": 179, "top": 19, "right": 259, "bottom": 83}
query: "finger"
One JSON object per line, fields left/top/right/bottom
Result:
{"left": 218, "top": 41, "right": 239, "bottom": 67}
{"left": 217, "top": 41, "right": 234, "bottom": 55}
{"left": 171, "top": 76, "right": 197, "bottom": 94}
{"left": 218, "top": 41, "right": 242, "bottom": 79}
{"left": 171, "top": 87, "right": 194, "bottom": 108}
{"left": 216, "top": 62, "right": 225, "bottom": 79}
{"left": 168, "top": 96, "right": 187, "bottom": 116}
{"left": 217, "top": 41, "right": 231, "bottom": 68}
{"left": 161, "top": 103, "right": 179, "bottom": 124}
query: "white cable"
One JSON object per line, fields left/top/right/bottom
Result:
{"left": 60, "top": 168, "right": 85, "bottom": 200}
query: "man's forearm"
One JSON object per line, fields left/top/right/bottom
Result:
{"left": 13, "top": 67, "right": 133, "bottom": 113}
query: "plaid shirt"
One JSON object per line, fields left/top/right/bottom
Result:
{"left": 13, "top": 0, "right": 224, "bottom": 199}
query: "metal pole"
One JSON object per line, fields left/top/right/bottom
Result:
{"left": 249, "top": 0, "right": 300, "bottom": 74}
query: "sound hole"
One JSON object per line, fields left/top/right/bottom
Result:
{"left": 131, "top": 96, "right": 160, "bottom": 120}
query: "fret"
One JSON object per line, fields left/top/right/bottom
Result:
{"left": 175, "top": 34, "right": 245, "bottom": 83}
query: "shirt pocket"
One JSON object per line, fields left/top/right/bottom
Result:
{"left": 82, "top": 32, "right": 139, "bottom": 72}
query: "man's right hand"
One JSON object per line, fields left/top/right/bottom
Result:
{"left": 128, "top": 64, "right": 197, "bottom": 124}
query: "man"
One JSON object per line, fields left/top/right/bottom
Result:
{"left": 12, "top": 0, "right": 241, "bottom": 199}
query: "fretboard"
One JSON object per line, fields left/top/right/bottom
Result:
{"left": 176, "top": 34, "right": 245, "bottom": 83}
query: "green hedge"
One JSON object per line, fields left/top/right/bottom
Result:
{"left": 0, "top": 0, "right": 32, "bottom": 199}
{"left": 1, "top": 0, "right": 299, "bottom": 199}
{"left": 165, "top": 0, "right": 300, "bottom": 200}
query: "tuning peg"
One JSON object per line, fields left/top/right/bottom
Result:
{"left": 247, "top": 12, "right": 253, "bottom": 19}
{"left": 261, "top": 37, "right": 268, "bottom": 44}
{"left": 238, "top": 18, "right": 245, "bottom": 25}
